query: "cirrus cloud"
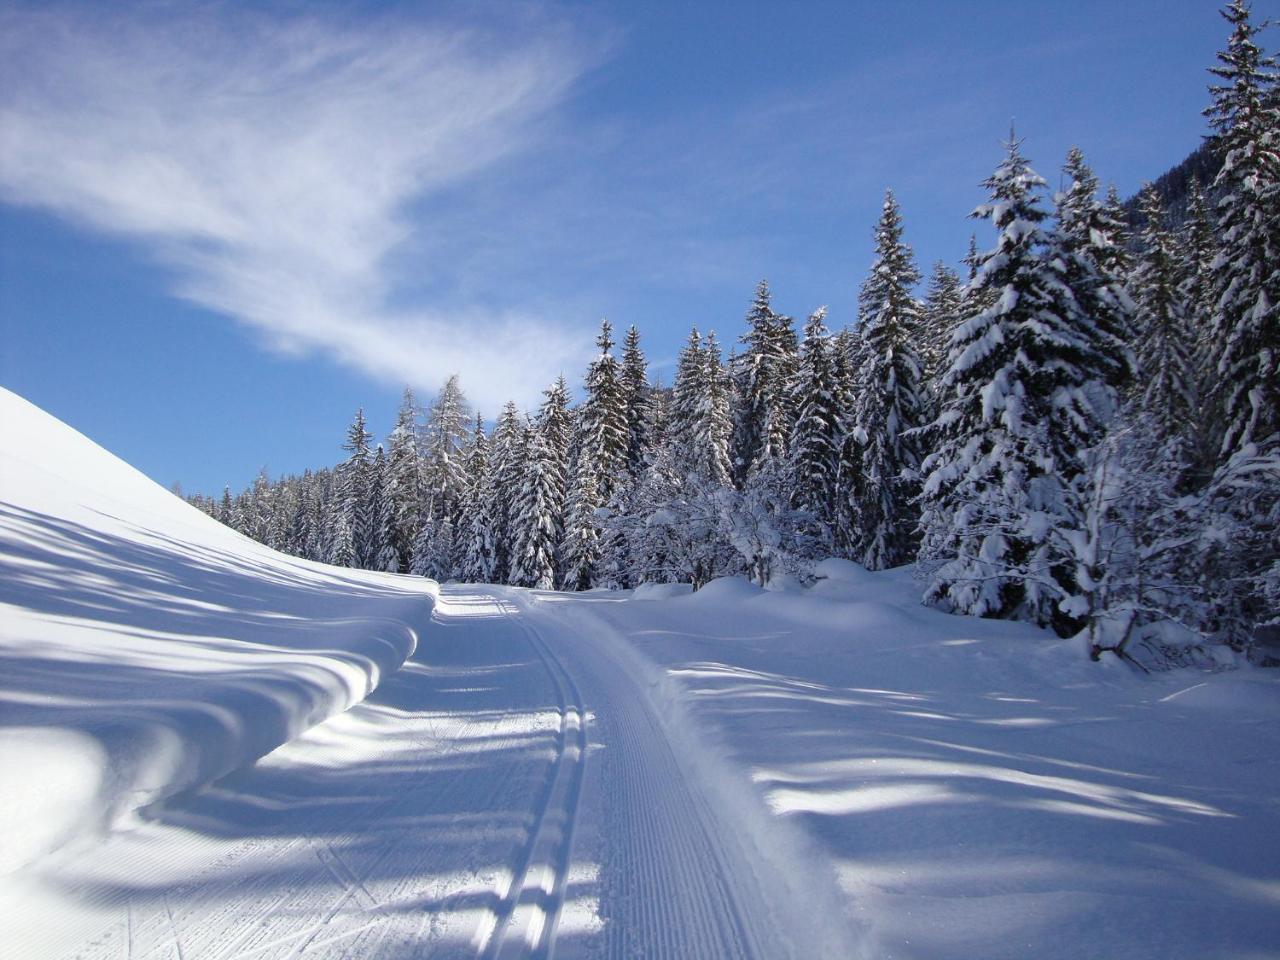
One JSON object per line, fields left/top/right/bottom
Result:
{"left": 0, "top": 2, "right": 600, "bottom": 409}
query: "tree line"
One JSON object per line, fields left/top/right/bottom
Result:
{"left": 191, "top": 2, "right": 1278, "bottom": 663}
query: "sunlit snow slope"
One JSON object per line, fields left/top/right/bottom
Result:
{"left": 0, "top": 387, "right": 434, "bottom": 873}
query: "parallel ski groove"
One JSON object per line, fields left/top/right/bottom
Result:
{"left": 479, "top": 595, "right": 588, "bottom": 960}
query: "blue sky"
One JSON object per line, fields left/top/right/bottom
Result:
{"left": 1, "top": 0, "right": 1272, "bottom": 494}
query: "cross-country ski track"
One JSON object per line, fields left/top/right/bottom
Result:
{"left": 5, "top": 585, "right": 855, "bottom": 960}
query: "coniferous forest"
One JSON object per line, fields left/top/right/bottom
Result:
{"left": 190, "top": 2, "right": 1279, "bottom": 666}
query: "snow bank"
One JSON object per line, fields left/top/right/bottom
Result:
{"left": 0, "top": 388, "right": 434, "bottom": 873}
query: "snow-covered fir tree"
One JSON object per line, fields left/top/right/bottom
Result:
{"left": 920, "top": 261, "right": 963, "bottom": 391}
{"left": 458, "top": 414, "right": 496, "bottom": 584}
{"left": 1197, "top": 0, "right": 1280, "bottom": 641}
{"left": 561, "top": 464, "right": 601, "bottom": 591}
{"left": 1131, "top": 184, "right": 1198, "bottom": 481}
{"left": 669, "top": 328, "right": 733, "bottom": 487}
{"left": 1053, "top": 148, "right": 1137, "bottom": 391}
{"left": 369, "top": 447, "right": 399, "bottom": 572}
{"left": 421, "top": 376, "right": 471, "bottom": 539}
{"left": 847, "top": 190, "right": 927, "bottom": 570}
{"left": 511, "top": 427, "right": 562, "bottom": 589}
{"left": 1203, "top": 0, "right": 1279, "bottom": 461}
{"left": 621, "top": 325, "right": 651, "bottom": 477}
{"left": 338, "top": 408, "right": 375, "bottom": 567}
{"left": 577, "top": 320, "right": 630, "bottom": 505}
{"left": 919, "top": 137, "right": 1121, "bottom": 635}
{"left": 486, "top": 402, "right": 526, "bottom": 584}
{"left": 731, "top": 280, "right": 797, "bottom": 482}
{"left": 788, "top": 307, "right": 841, "bottom": 534}
{"left": 386, "top": 388, "right": 422, "bottom": 572}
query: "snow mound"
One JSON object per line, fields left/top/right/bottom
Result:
{"left": 810, "top": 557, "right": 876, "bottom": 583}
{"left": 689, "top": 576, "right": 764, "bottom": 602}
{"left": 0, "top": 388, "right": 434, "bottom": 874}
{"left": 631, "top": 582, "right": 694, "bottom": 601}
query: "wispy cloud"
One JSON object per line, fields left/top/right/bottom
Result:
{"left": 0, "top": 3, "right": 599, "bottom": 410}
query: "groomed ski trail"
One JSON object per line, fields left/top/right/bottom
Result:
{"left": 2, "top": 585, "right": 855, "bottom": 959}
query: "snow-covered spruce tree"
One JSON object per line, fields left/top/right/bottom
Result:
{"left": 1181, "top": 176, "right": 1218, "bottom": 354}
{"left": 1131, "top": 184, "right": 1198, "bottom": 483}
{"left": 218, "top": 486, "right": 234, "bottom": 527}
{"left": 1198, "top": 0, "right": 1280, "bottom": 642}
{"left": 486, "top": 402, "right": 526, "bottom": 584}
{"left": 561, "top": 463, "right": 602, "bottom": 591}
{"left": 1179, "top": 176, "right": 1223, "bottom": 479}
{"left": 1203, "top": 0, "right": 1280, "bottom": 462}
{"left": 329, "top": 509, "right": 357, "bottom": 568}
{"left": 731, "top": 280, "right": 798, "bottom": 483}
{"left": 421, "top": 376, "right": 472, "bottom": 544}
{"left": 577, "top": 320, "right": 630, "bottom": 505}
{"left": 458, "top": 414, "right": 496, "bottom": 583}
{"left": 539, "top": 376, "right": 574, "bottom": 478}
{"left": 699, "top": 332, "right": 736, "bottom": 487}
{"left": 668, "top": 328, "right": 733, "bottom": 487}
{"left": 409, "top": 513, "right": 453, "bottom": 580}
{"left": 1054, "top": 148, "right": 1137, "bottom": 391}
{"left": 847, "top": 189, "right": 927, "bottom": 570}
{"left": 921, "top": 261, "right": 964, "bottom": 392}
{"left": 369, "top": 447, "right": 399, "bottom": 572}
{"left": 621, "top": 325, "right": 651, "bottom": 477}
{"left": 918, "top": 137, "right": 1121, "bottom": 636}
{"left": 597, "top": 479, "right": 637, "bottom": 590}
{"left": 339, "top": 408, "right": 375, "bottom": 567}
{"left": 536, "top": 378, "right": 572, "bottom": 566}
{"left": 511, "top": 427, "right": 562, "bottom": 589}
{"left": 386, "top": 388, "right": 422, "bottom": 572}
{"left": 788, "top": 307, "right": 841, "bottom": 534}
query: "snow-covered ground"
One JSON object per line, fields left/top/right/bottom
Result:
{"left": 549, "top": 566, "right": 1280, "bottom": 959}
{"left": 0, "top": 387, "right": 435, "bottom": 873}
{"left": 3, "top": 387, "right": 1278, "bottom": 959}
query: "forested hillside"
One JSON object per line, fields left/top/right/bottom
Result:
{"left": 192, "top": 1, "right": 1279, "bottom": 666}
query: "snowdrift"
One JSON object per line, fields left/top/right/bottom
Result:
{"left": 0, "top": 388, "right": 434, "bottom": 874}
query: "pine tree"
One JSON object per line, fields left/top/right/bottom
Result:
{"left": 218, "top": 486, "right": 234, "bottom": 527}
{"left": 458, "top": 414, "right": 496, "bottom": 583}
{"left": 488, "top": 403, "right": 527, "bottom": 584}
{"left": 621, "top": 325, "right": 651, "bottom": 477}
{"left": 511, "top": 428, "right": 562, "bottom": 589}
{"left": 386, "top": 388, "right": 422, "bottom": 572}
{"left": 788, "top": 307, "right": 841, "bottom": 531}
{"left": 1197, "top": 0, "right": 1280, "bottom": 643}
{"left": 339, "top": 408, "right": 375, "bottom": 567}
{"left": 1054, "top": 148, "right": 1137, "bottom": 391}
{"left": 700, "top": 332, "right": 735, "bottom": 487}
{"left": 561, "top": 465, "right": 601, "bottom": 591}
{"left": 329, "top": 509, "right": 356, "bottom": 568}
{"left": 731, "top": 280, "right": 797, "bottom": 482}
{"left": 667, "top": 328, "right": 705, "bottom": 477}
{"left": 919, "top": 137, "right": 1121, "bottom": 635}
{"left": 670, "top": 328, "right": 733, "bottom": 487}
{"left": 921, "top": 261, "right": 963, "bottom": 391}
{"left": 577, "top": 320, "right": 630, "bottom": 503}
{"left": 1203, "top": 0, "right": 1280, "bottom": 460}
{"left": 1132, "top": 184, "right": 1198, "bottom": 479}
{"left": 421, "top": 375, "right": 471, "bottom": 535}
{"left": 848, "top": 190, "right": 927, "bottom": 570}
{"left": 369, "top": 447, "right": 399, "bottom": 572}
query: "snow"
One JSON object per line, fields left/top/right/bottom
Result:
{"left": 3, "top": 387, "right": 1278, "bottom": 959}
{"left": 0, "top": 387, "right": 434, "bottom": 874}
{"left": 556, "top": 566, "right": 1280, "bottom": 960}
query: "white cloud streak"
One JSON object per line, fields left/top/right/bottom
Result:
{"left": 0, "top": 3, "right": 597, "bottom": 410}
